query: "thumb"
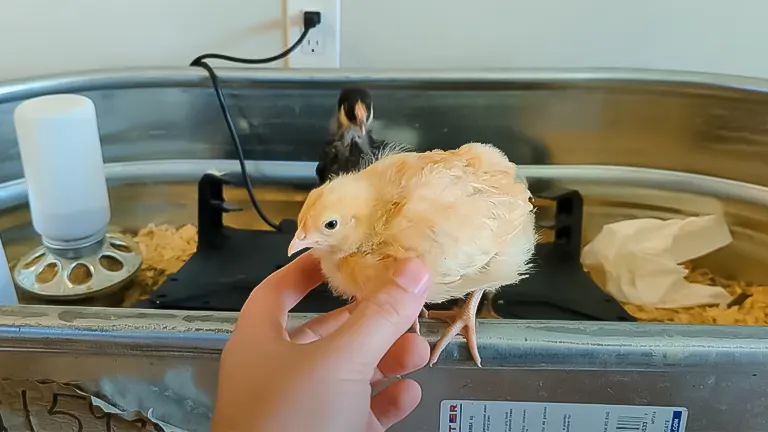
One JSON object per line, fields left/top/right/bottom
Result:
{"left": 327, "top": 259, "right": 430, "bottom": 365}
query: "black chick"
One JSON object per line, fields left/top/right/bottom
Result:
{"left": 315, "top": 87, "right": 413, "bottom": 185}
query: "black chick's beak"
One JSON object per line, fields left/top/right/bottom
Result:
{"left": 354, "top": 101, "right": 368, "bottom": 135}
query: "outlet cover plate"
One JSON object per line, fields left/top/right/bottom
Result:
{"left": 286, "top": 0, "right": 341, "bottom": 68}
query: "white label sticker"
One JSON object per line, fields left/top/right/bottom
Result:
{"left": 439, "top": 400, "right": 687, "bottom": 432}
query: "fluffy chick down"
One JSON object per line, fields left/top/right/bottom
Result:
{"left": 291, "top": 142, "right": 537, "bottom": 365}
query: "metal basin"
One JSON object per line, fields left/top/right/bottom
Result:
{"left": 3, "top": 164, "right": 768, "bottom": 296}
{"left": 1, "top": 68, "right": 768, "bottom": 431}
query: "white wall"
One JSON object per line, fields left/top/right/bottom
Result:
{"left": 1, "top": 0, "right": 767, "bottom": 81}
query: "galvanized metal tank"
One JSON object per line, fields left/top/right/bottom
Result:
{"left": 1, "top": 68, "right": 768, "bottom": 431}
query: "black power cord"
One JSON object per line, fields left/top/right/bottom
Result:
{"left": 190, "top": 11, "right": 322, "bottom": 232}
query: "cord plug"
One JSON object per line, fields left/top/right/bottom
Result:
{"left": 303, "top": 11, "right": 322, "bottom": 30}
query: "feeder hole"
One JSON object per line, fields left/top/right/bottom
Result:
{"left": 22, "top": 252, "right": 44, "bottom": 269}
{"left": 99, "top": 254, "right": 124, "bottom": 272}
{"left": 68, "top": 263, "right": 94, "bottom": 285}
{"left": 110, "top": 240, "right": 133, "bottom": 254}
{"left": 35, "top": 262, "right": 59, "bottom": 284}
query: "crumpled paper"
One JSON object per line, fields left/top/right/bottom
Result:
{"left": 95, "top": 367, "right": 213, "bottom": 432}
{"left": 582, "top": 215, "right": 733, "bottom": 308}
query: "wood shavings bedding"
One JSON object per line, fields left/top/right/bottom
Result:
{"left": 622, "top": 264, "right": 768, "bottom": 325}
{"left": 122, "top": 224, "right": 197, "bottom": 306}
{"left": 126, "top": 224, "right": 767, "bottom": 325}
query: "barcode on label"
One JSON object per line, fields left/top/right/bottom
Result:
{"left": 616, "top": 415, "right": 648, "bottom": 431}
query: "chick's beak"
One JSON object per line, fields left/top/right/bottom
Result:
{"left": 354, "top": 101, "right": 368, "bottom": 134}
{"left": 288, "top": 230, "right": 310, "bottom": 256}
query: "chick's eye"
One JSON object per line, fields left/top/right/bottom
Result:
{"left": 324, "top": 219, "right": 339, "bottom": 230}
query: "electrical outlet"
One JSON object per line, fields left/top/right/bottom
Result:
{"left": 301, "top": 36, "right": 325, "bottom": 56}
{"left": 286, "top": 0, "right": 341, "bottom": 68}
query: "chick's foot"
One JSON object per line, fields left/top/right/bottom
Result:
{"left": 427, "top": 290, "right": 484, "bottom": 367}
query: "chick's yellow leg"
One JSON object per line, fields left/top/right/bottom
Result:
{"left": 428, "top": 290, "right": 484, "bottom": 367}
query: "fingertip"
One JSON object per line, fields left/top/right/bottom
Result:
{"left": 235, "top": 252, "right": 324, "bottom": 337}
{"left": 378, "top": 333, "right": 430, "bottom": 377}
{"left": 371, "top": 379, "right": 423, "bottom": 430}
{"left": 404, "top": 332, "right": 431, "bottom": 360}
{"left": 287, "top": 251, "right": 324, "bottom": 281}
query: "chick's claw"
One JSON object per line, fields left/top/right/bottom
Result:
{"left": 427, "top": 291, "right": 484, "bottom": 367}
{"left": 428, "top": 307, "right": 481, "bottom": 367}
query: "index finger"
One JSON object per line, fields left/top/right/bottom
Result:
{"left": 235, "top": 252, "right": 325, "bottom": 337}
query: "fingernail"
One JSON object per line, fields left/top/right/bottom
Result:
{"left": 394, "top": 259, "right": 430, "bottom": 295}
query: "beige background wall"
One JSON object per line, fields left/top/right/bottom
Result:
{"left": 0, "top": 0, "right": 763, "bottom": 81}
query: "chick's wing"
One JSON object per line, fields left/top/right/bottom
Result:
{"left": 379, "top": 154, "right": 532, "bottom": 290}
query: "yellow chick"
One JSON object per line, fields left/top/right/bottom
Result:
{"left": 288, "top": 142, "right": 537, "bottom": 367}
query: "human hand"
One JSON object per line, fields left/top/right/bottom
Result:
{"left": 211, "top": 253, "right": 431, "bottom": 432}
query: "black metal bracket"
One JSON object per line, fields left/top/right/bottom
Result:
{"left": 489, "top": 187, "right": 635, "bottom": 322}
{"left": 197, "top": 172, "right": 243, "bottom": 250}
{"left": 135, "top": 173, "right": 634, "bottom": 322}
{"left": 133, "top": 172, "right": 346, "bottom": 312}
